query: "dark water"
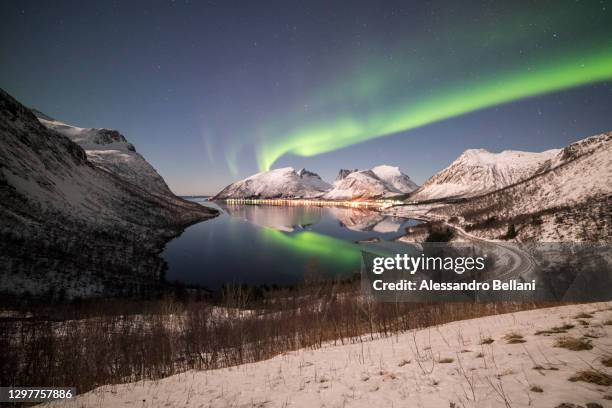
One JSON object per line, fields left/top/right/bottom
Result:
{"left": 162, "top": 198, "right": 419, "bottom": 288}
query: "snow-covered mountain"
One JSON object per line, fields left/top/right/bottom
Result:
{"left": 411, "top": 148, "right": 561, "bottom": 200}
{"left": 0, "top": 88, "right": 217, "bottom": 298}
{"left": 335, "top": 169, "right": 358, "bottom": 182}
{"left": 324, "top": 165, "right": 418, "bottom": 200}
{"left": 37, "top": 117, "right": 174, "bottom": 198}
{"left": 214, "top": 167, "right": 331, "bottom": 199}
{"left": 390, "top": 132, "right": 612, "bottom": 241}
{"left": 371, "top": 165, "right": 419, "bottom": 193}
{"left": 214, "top": 165, "right": 417, "bottom": 201}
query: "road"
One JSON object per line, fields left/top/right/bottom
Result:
{"left": 386, "top": 204, "right": 537, "bottom": 283}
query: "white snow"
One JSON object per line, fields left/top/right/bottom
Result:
{"left": 38, "top": 118, "right": 173, "bottom": 197}
{"left": 214, "top": 167, "right": 331, "bottom": 199}
{"left": 216, "top": 165, "right": 417, "bottom": 201}
{"left": 371, "top": 165, "right": 418, "bottom": 193}
{"left": 412, "top": 147, "right": 561, "bottom": 200}
{"left": 325, "top": 166, "right": 417, "bottom": 200}
{"left": 388, "top": 132, "right": 612, "bottom": 241}
{"left": 40, "top": 302, "right": 612, "bottom": 408}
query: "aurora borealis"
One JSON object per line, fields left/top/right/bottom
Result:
{"left": 251, "top": 1, "right": 612, "bottom": 171}
{"left": 255, "top": 48, "right": 612, "bottom": 171}
{"left": 2, "top": 0, "right": 612, "bottom": 193}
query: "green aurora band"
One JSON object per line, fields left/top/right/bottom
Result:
{"left": 261, "top": 228, "right": 362, "bottom": 268}
{"left": 256, "top": 48, "right": 612, "bottom": 171}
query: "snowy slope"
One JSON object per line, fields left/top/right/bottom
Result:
{"left": 37, "top": 117, "right": 173, "bottom": 198}
{"left": 411, "top": 148, "right": 561, "bottom": 200}
{"left": 371, "top": 165, "right": 418, "bottom": 193}
{"left": 213, "top": 167, "right": 331, "bottom": 199}
{"left": 325, "top": 166, "right": 417, "bottom": 200}
{"left": 0, "top": 88, "right": 217, "bottom": 297}
{"left": 335, "top": 168, "right": 358, "bottom": 181}
{"left": 456, "top": 133, "right": 612, "bottom": 241}
{"left": 389, "top": 132, "right": 612, "bottom": 241}
{"left": 43, "top": 302, "right": 612, "bottom": 408}
{"left": 215, "top": 166, "right": 416, "bottom": 201}
{"left": 496, "top": 133, "right": 611, "bottom": 212}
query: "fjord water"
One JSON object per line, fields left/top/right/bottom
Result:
{"left": 162, "top": 198, "right": 418, "bottom": 288}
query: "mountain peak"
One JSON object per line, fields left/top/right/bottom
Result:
{"left": 214, "top": 167, "right": 330, "bottom": 199}
{"left": 325, "top": 165, "right": 417, "bottom": 200}
{"left": 371, "top": 165, "right": 418, "bottom": 194}
{"left": 336, "top": 169, "right": 358, "bottom": 181}
{"left": 296, "top": 167, "right": 321, "bottom": 179}
{"left": 38, "top": 118, "right": 137, "bottom": 153}
{"left": 412, "top": 146, "right": 562, "bottom": 200}
{"left": 35, "top": 116, "right": 178, "bottom": 196}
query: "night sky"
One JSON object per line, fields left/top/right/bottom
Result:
{"left": 1, "top": 0, "right": 612, "bottom": 195}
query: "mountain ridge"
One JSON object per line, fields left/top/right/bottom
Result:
{"left": 388, "top": 131, "right": 611, "bottom": 241}
{"left": 215, "top": 165, "right": 418, "bottom": 200}
{"left": 213, "top": 167, "right": 331, "bottom": 199}
{"left": 36, "top": 116, "right": 176, "bottom": 198}
{"left": 410, "top": 147, "right": 562, "bottom": 201}
{"left": 0, "top": 88, "right": 217, "bottom": 298}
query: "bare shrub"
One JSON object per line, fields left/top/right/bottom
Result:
{"left": 568, "top": 370, "right": 612, "bottom": 386}
{"left": 554, "top": 336, "right": 593, "bottom": 351}
{"left": 0, "top": 284, "right": 547, "bottom": 396}
{"left": 535, "top": 323, "right": 574, "bottom": 335}
{"left": 504, "top": 332, "right": 526, "bottom": 344}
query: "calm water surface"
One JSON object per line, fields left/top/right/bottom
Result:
{"left": 162, "top": 198, "right": 419, "bottom": 288}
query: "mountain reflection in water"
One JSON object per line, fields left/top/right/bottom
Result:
{"left": 162, "top": 200, "right": 419, "bottom": 288}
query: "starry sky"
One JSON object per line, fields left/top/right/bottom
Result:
{"left": 1, "top": 0, "right": 612, "bottom": 195}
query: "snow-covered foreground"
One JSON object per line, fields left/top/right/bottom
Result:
{"left": 42, "top": 303, "right": 612, "bottom": 408}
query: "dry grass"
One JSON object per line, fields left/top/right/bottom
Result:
{"left": 602, "top": 356, "right": 612, "bottom": 368}
{"left": 554, "top": 336, "right": 593, "bottom": 351}
{"left": 574, "top": 312, "right": 593, "bottom": 319}
{"left": 529, "top": 385, "right": 543, "bottom": 392}
{"left": 437, "top": 357, "right": 454, "bottom": 364}
{"left": 504, "top": 332, "right": 526, "bottom": 344}
{"left": 603, "top": 319, "right": 612, "bottom": 326}
{"left": 398, "top": 359, "right": 411, "bottom": 367}
{"left": 479, "top": 336, "right": 494, "bottom": 345}
{"left": 533, "top": 365, "right": 559, "bottom": 371}
{"left": 535, "top": 323, "right": 575, "bottom": 336}
{"left": 568, "top": 370, "right": 612, "bottom": 386}
{"left": 0, "top": 283, "right": 545, "bottom": 395}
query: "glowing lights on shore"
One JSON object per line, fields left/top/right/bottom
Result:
{"left": 224, "top": 198, "right": 403, "bottom": 209}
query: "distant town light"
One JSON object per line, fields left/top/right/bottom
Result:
{"left": 223, "top": 198, "right": 402, "bottom": 209}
